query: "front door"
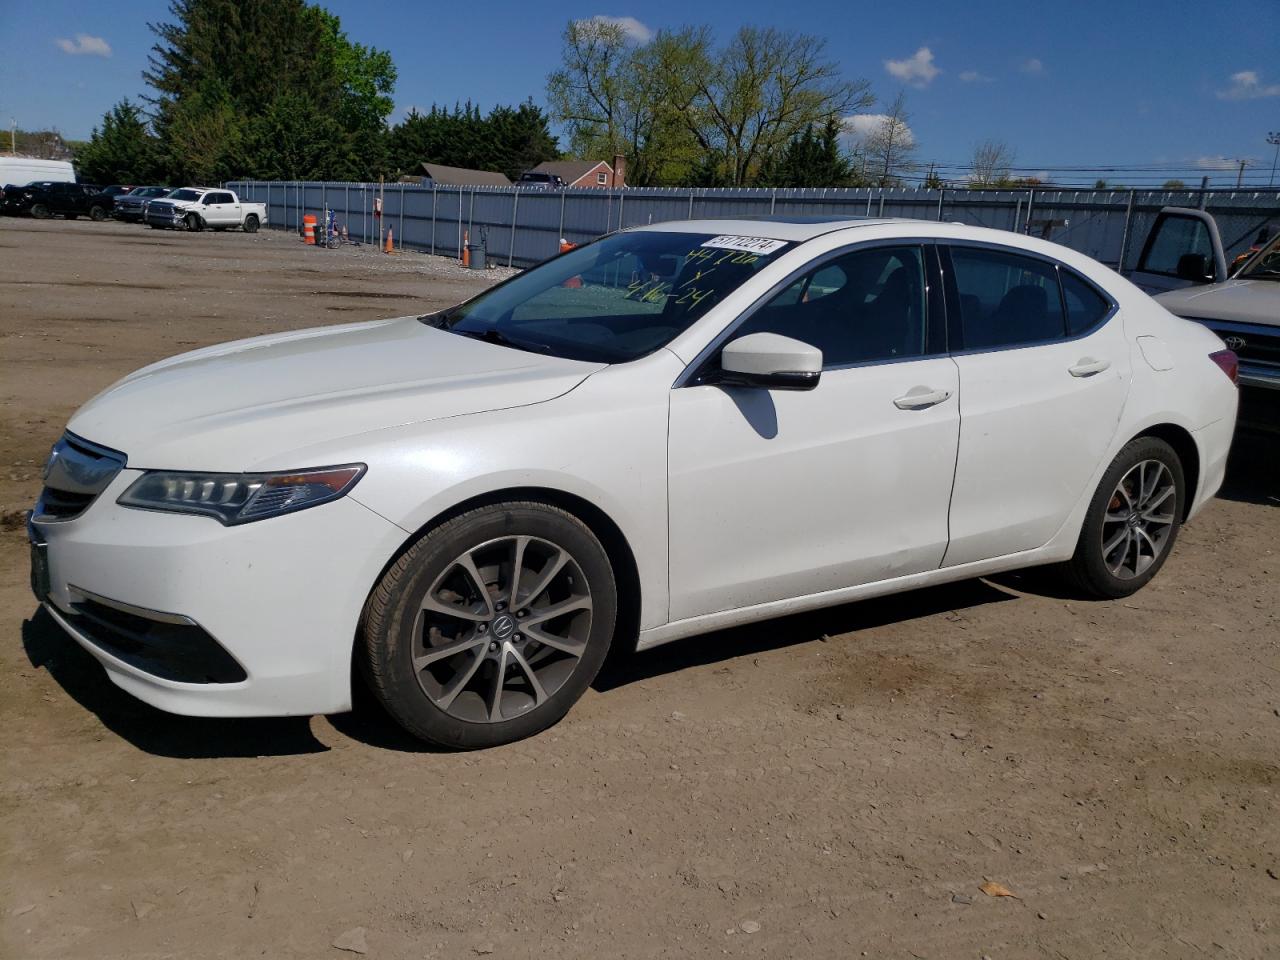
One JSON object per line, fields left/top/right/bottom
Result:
{"left": 667, "top": 243, "right": 960, "bottom": 621}
{"left": 941, "top": 243, "right": 1132, "bottom": 566}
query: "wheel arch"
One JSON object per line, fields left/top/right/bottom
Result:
{"left": 352, "top": 486, "right": 643, "bottom": 677}
{"left": 1132, "top": 422, "right": 1200, "bottom": 520}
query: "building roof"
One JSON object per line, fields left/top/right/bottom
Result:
{"left": 529, "top": 160, "right": 610, "bottom": 183}
{"left": 420, "top": 162, "right": 511, "bottom": 187}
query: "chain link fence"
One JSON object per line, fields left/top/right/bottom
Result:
{"left": 228, "top": 180, "right": 1280, "bottom": 272}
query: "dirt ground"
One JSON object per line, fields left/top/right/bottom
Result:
{"left": 1, "top": 217, "right": 1278, "bottom": 960}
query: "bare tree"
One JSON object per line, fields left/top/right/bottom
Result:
{"left": 684, "top": 27, "right": 874, "bottom": 186}
{"left": 860, "top": 92, "right": 916, "bottom": 186}
{"left": 969, "top": 139, "right": 1016, "bottom": 187}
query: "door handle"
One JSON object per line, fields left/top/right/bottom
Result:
{"left": 1069, "top": 357, "right": 1111, "bottom": 377}
{"left": 893, "top": 387, "right": 952, "bottom": 410}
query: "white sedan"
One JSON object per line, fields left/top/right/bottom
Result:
{"left": 29, "top": 217, "right": 1239, "bottom": 748}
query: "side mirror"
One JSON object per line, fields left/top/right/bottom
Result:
{"left": 718, "top": 332, "right": 822, "bottom": 391}
{"left": 1175, "top": 252, "right": 1213, "bottom": 284}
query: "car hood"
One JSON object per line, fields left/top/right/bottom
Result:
{"left": 68, "top": 316, "right": 604, "bottom": 471}
{"left": 1155, "top": 278, "right": 1280, "bottom": 328}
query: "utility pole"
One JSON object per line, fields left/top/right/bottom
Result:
{"left": 9, "top": 118, "right": 15, "bottom": 155}
{"left": 1236, "top": 158, "right": 1249, "bottom": 188}
{"left": 1268, "top": 132, "right": 1280, "bottom": 187}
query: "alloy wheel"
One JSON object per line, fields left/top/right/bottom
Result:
{"left": 412, "top": 535, "right": 593, "bottom": 723}
{"left": 1100, "top": 459, "right": 1177, "bottom": 580}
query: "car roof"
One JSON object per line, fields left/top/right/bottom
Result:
{"left": 636, "top": 216, "right": 917, "bottom": 242}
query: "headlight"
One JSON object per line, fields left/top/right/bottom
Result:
{"left": 118, "top": 465, "right": 365, "bottom": 524}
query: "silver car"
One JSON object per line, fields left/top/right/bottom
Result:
{"left": 1130, "top": 208, "right": 1279, "bottom": 432}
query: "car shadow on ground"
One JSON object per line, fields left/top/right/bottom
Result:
{"left": 592, "top": 578, "right": 1017, "bottom": 692}
{"left": 1217, "top": 433, "right": 1278, "bottom": 508}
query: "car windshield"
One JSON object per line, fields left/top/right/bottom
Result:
{"left": 169, "top": 189, "right": 203, "bottom": 202}
{"left": 428, "top": 231, "right": 793, "bottom": 363}
{"left": 1238, "top": 233, "right": 1280, "bottom": 280}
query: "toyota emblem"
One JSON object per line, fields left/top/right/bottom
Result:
{"left": 1223, "top": 335, "right": 1246, "bottom": 351}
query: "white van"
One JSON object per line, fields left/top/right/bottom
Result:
{"left": 0, "top": 156, "right": 76, "bottom": 187}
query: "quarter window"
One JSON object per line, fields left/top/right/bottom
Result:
{"left": 736, "top": 245, "right": 928, "bottom": 367}
{"left": 1061, "top": 269, "right": 1111, "bottom": 336}
{"left": 950, "top": 247, "right": 1065, "bottom": 349}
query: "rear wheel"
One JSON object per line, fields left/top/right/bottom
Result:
{"left": 89, "top": 205, "right": 107, "bottom": 221}
{"left": 361, "top": 502, "right": 617, "bottom": 749}
{"left": 1060, "top": 436, "right": 1185, "bottom": 598}
{"left": 244, "top": 214, "right": 259, "bottom": 233}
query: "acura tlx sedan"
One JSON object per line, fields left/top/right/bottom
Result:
{"left": 29, "top": 217, "right": 1239, "bottom": 748}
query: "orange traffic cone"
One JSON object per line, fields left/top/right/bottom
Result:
{"left": 384, "top": 227, "right": 394, "bottom": 254}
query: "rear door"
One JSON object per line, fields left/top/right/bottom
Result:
{"left": 942, "top": 243, "right": 1131, "bottom": 567}
{"left": 1129, "top": 207, "right": 1228, "bottom": 295}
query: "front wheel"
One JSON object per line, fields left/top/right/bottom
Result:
{"left": 1059, "top": 436, "right": 1185, "bottom": 598}
{"left": 361, "top": 502, "right": 617, "bottom": 749}
{"left": 30, "top": 203, "right": 50, "bottom": 219}
{"left": 89, "top": 205, "right": 107, "bottom": 221}
{"left": 184, "top": 213, "right": 201, "bottom": 232}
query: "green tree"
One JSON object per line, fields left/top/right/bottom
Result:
{"left": 1162, "top": 179, "right": 1186, "bottom": 190}
{"left": 757, "top": 118, "right": 853, "bottom": 188}
{"left": 76, "top": 99, "right": 164, "bottom": 184}
{"left": 547, "top": 21, "right": 871, "bottom": 187}
{"left": 142, "top": 0, "right": 396, "bottom": 181}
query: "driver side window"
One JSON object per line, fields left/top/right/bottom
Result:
{"left": 737, "top": 245, "right": 929, "bottom": 367}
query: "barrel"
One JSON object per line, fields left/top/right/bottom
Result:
{"left": 303, "top": 214, "right": 317, "bottom": 245}
{"left": 467, "top": 242, "right": 485, "bottom": 270}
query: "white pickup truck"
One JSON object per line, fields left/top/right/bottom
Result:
{"left": 144, "top": 187, "right": 266, "bottom": 232}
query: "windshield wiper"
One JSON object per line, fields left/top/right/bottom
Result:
{"left": 451, "top": 326, "right": 551, "bottom": 354}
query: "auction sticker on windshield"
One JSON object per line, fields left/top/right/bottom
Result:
{"left": 701, "top": 235, "right": 788, "bottom": 255}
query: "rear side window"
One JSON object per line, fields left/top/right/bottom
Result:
{"left": 1139, "top": 216, "right": 1212, "bottom": 276}
{"left": 1061, "top": 270, "right": 1111, "bottom": 335}
{"left": 950, "top": 247, "right": 1065, "bottom": 349}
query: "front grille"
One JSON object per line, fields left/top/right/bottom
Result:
{"left": 1189, "top": 318, "right": 1280, "bottom": 369}
{"left": 33, "top": 433, "right": 126, "bottom": 523}
{"left": 65, "top": 591, "right": 247, "bottom": 684}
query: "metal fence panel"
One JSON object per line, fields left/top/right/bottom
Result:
{"left": 229, "top": 180, "right": 1280, "bottom": 271}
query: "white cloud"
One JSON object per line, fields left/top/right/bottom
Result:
{"left": 1217, "top": 70, "right": 1280, "bottom": 100}
{"left": 1194, "top": 156, "right": 1241, "bottom": 170}
{"left": 843, "top": 114, "right": 916, "bottom": 148}
{"left": 55, "top": 33, "right": 111, "bottom": 57}
{"left": 885, "top": 47, "right": 940, "bottom": 87}
{"left": 577, "top": 15, "right": 653, "bottom": 44}
{"left": 1018, "top": 57, "right": 1044, "bottom": 75}
{"left": 958, "top": 69, "right": 992, "bottom": 83}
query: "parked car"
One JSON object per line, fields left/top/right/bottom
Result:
{"left": 0, "top": 156, "right": 75, "bottom": 186}
{"left": 144, "top": 187, "right": 264, "bottom": 232}
{"left": 517, "top": 171, "right": 567, "bottom": 190}
{"left": 6, "top": 181, "right": 115, "bottom": 220}
{"left": 113, "top": 186, "right": 173, "bottom": 223}
{"left": 29, "top": 217, "right": 1237, "bottom": 748}
{"left": 102, "top": 185, "right": 136, "bottom": 198}
{"left": 1129, "top": 207, "right": 1278, "bottom": 432}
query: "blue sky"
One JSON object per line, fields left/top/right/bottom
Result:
{"left": 2, "top": 0, "right": 1278, "bottom": 185}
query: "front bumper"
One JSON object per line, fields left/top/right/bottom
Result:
{"left": 32, "top": 469, "right": 406, "bottom": 717}
{"left": 144, "top": 206, "right": 188, "bottom": 228}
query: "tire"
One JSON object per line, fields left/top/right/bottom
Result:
{"left": 1059, "top": 436, "right": 1185, "bottom": 599}
{"left": 361, "top": 502, "right": 617, "bottom": 749}
{"left": 30, "top": 203, "right": 50, "bottom": 219}
{"left": 185, "top": 213, "right": 201, "bottom": 232}
{"left": 244, "top": 214, "right": 259, "bottom": 233}
{"left": 89, "top": 205, "right": 107, "bottom": 222}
